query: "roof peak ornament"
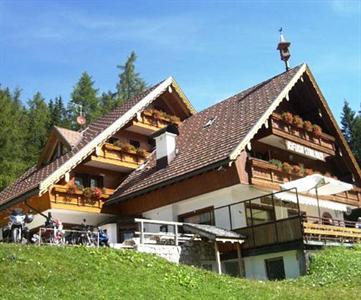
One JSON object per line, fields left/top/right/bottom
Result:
{"left": 277, "top": 28, "right": 291, "bottom": 71}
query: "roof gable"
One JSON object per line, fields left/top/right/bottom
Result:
{"left": 108, "top": 63, "right": 361, "bottom": 204}
{"left": 0, "top": 77, "right": 194, "bottom": 208}
{"left": 108, "top": 65, "right": 304, "bottom": 203}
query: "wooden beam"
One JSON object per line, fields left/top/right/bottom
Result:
{"left": 236, "top": 243, "right": 243, "bottom": 277}
{"left": 214, "top": 242, "right": 222, "bottom": 275}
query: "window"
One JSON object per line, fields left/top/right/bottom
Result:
{"left": 178, "top": 207, "right": 215, "bottom": 225}
{"left": 223, "top": 260, "right": 242, "bottom": 277}
{"left": 265, "top": 257, "right": 285, "bottom": 280}
{"left": 129, "top": 140, "right": 140, "bottom": 148}
{"left": 74, "top": 173, "right": 103, "bottom": 188}
{"left": 245, "top": 203, "right": 275, "bottom": 226}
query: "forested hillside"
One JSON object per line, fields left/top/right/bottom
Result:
{"left": 0, "top": 52, "right": 146, "bottom": 191}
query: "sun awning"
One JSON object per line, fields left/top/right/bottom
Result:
{"left": 280, "top": 174, "right": 353, "bottom": 196}
{"left": 274, "top": 191, "right": 348, "bottom": 212}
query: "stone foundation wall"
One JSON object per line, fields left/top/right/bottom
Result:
{"left": 134, "top": 239, "right": 215, "bottom": 266}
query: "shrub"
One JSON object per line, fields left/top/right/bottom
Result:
{"left": 281, "top": 112, "right": 293, "bottom": 124}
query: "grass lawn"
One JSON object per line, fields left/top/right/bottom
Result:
{"left": 0, "top": 244, "right": 360, "bottom": 299}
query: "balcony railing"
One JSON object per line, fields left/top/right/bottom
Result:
{"left": 249, "top": 158, "right": 361, "bottom": 205}
{"left": 127, "top": 110, "right": 181, "bottom": 135}
{"left": 270, "top": 113, "right": 336, "bottom": 155}
{"left": 50, "top": 184, "right": 114, "bottom": 211}
{"left": 302, "top": 216, "right": 361, "bottom": 244}
{"left": 235, "top": 215, "right": 361, "bottom": 249}
{"left": 87, "top": 143, "right": 150, "bottom": 172}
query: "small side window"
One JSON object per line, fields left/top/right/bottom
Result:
{"left": 265, "top": 257, "right": 285, "bottom": 280}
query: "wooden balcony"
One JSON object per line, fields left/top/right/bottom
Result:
{"left": 249, "top": 158, "right": 361, "bottom": 206}
{"left": 126, "top": 110, "right": 181, "bottom": 135}
{"left": 86, "top": 143, "right": 149, "bottom": 172}
{"left": 50, "top": 184, "right": 114, "bottom": 213}
{"left": 236, "top": 216, "right": 361, "bottom": 250}
{"left": 259, "top": 113, "right": 336, "bottom": 157}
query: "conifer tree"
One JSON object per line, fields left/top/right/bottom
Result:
{"left": 0, "top": 87, "right": 28, "bottom": 191}
{"left": 341, "top": 100, "right": 356, "bottom": 146}
{"left": 49, "top": 96, "right": 70, "bottom": 129}
{"left": 100, "top": 91, "right": 116, "bottom": 114}
{"left": 25, "top": 92, "right": 51, "bottom": 165}
{"left": 116, "top": 51, "right": 146, "bottom": 103}
{"left": 69, "top": 72, "right": 100, "bottom": 129}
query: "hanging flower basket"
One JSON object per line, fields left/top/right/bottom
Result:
{"left": 313, "top": 124, "right": 322, "bottom": 137}
{"left": 136, "top": 148, "right": 148, "bottom": 158}
{"left": 83, "top": 187, "right": 93, "bottom": 199}
{"left": 292, "top": 165, "right": 301, "bottom": 174}
{"left": 282, "top": 162, "right": 292, "bottom": 174}
{"left": 293, "top": 115, "right": 304, "bottom": 128}
{"left": 303, "top": 121, "right": 313, "bottom": 132}
{"left": 305, "top": 168, "right": 313, "bottom": 176}
{"left": 281, "top": 112, "right": 293, "bottom": 124}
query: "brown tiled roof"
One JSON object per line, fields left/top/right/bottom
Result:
{"left": 0, "top": 82, "right": 164, "bottom": 208}
{"left": 54, "top": 127, "right": 82, "bottom": 147}
{"left": 108, "top": 65, "right": 303, "bottom": 203}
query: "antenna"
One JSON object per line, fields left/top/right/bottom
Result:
{"left": 277, "top": 28, "right": 291, "bottom": 71}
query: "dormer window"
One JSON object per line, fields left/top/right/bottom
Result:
{"left": 204, "top": 117, "right": 217, "bottom": 128}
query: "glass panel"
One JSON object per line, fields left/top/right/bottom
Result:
{"left": 74, "top": 176, "right": 84, "bottom": 187}
{"left": 214, "top": 207, "right": 231, "bottom": 230}
{"left": 230, "top": 203, "right": 246, "bottom": 229}
{"left": 180, "top": 209, "right": 214, "bottom": 225}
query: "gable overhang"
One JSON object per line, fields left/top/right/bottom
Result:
{"left": 0, "top": 187, "right": 39, "bottom": 211}
{"left": 38, "top": 77, "right": 194, "bottom": 196}
{"left": 229, "top": 63, "right": 361, "bottom": 183}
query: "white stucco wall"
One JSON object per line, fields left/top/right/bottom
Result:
{"left": 143, "top": 184, "right": 267, "bottom": 229}
{"left": 244, "top": 250, "right": 301, "bottom": 280}
{"left": 143, "top": 183, "right": 347, "bottom": 230}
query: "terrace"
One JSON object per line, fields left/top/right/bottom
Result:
{"left": 126, "top": 109, "right": 181, "bottom": 136}
{"left": 50, "top": 184, "right": 114, "bottom": 213}
{"left": 86, "top": 142, "right": 150, "bottom": 172}
{"left": 259, "top": 112, "right": 336, "bottom": 157}
{"left": 213, "top": 188, "right": 361, "bottom": 251}
{"left": 248, "top": 157, "right": 361, "bottom": 206}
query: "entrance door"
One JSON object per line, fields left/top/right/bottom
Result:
{"left": 265, "top": 257, "right": 286, "bottom": 280}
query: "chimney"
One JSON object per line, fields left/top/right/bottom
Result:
{"left": 152, "top": 125, "right": 179, "bottom": 169}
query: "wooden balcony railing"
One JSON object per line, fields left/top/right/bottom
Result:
{"left": 50, "top": 184, "right": 114, "bottom": 212}
{"left": 303, "top": 216, "right": 361, "bottom": 244}
{"left": 128, "top": 110, "right": 181, "bottom": 135}
{"left": 249, "top": 158, "right": 361, "bottom": 206}
{"left": 270, "top": 113, "right": 336, "bottom": 155}
{"left": 88, "top": 143, "right": 150, "bottom": 171}
{"left": 236, "top": 215, "right": 361, "bottom": 249}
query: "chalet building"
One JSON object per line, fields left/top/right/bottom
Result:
{"left": 0, "top": 63, "right": 360, "bottom": 280}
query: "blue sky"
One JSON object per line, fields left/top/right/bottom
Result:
{"left": 0, "top": 0, "right": 360, "bottom": 121}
